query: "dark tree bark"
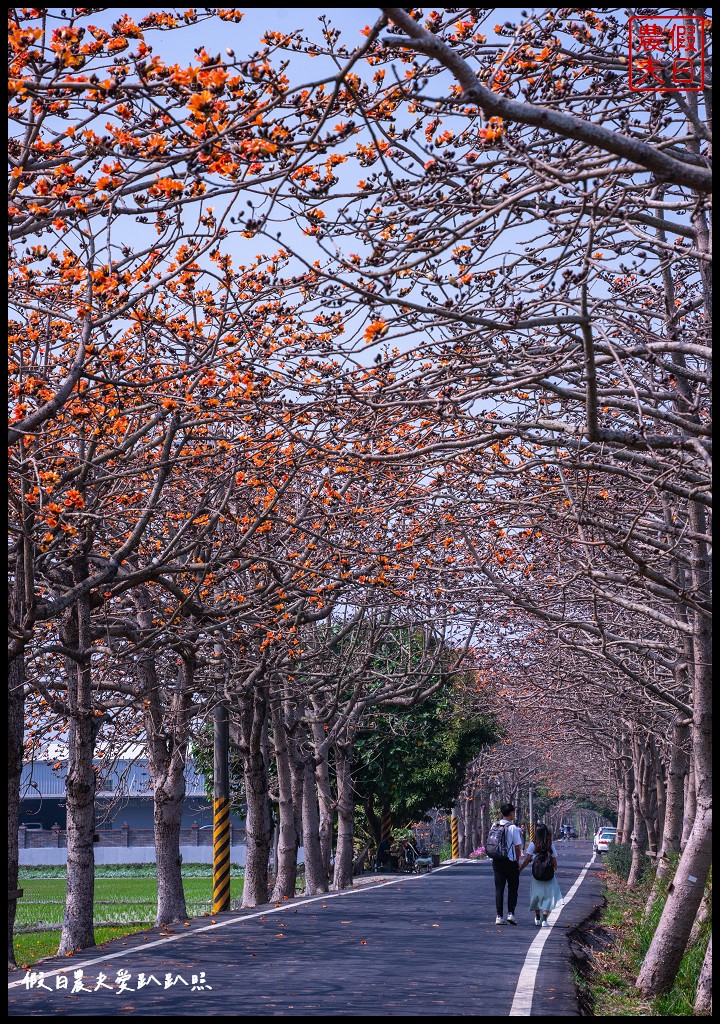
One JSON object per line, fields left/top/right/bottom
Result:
{"left": 301, "top": 743, "right": 327, "bottom": 896}
{"left": 332, "top": 742, "right": 355, "bottom": 890}
{"left": 634, "top": 734, "right": 659, "bottom": 862}
{"left": 59, "top": 575, "right": 100, "bottom": 955}
{"left": 150, "top": 669, "right": 192, "bottom": 925}
{"left": 310, "top": 717, "right": 334, "bottom": 884}
{"left": 649, "top": 737, "right": 666, "bottom": 852}
{"left": 659, "top": 717, "right": 690, "bottom": 867}
{"left": 134, "top": 592, "right": 191, "bottom": 925}
{"left": 365, "top": 795, "right": 382, "bottom": 848}
{"left": 269, "top": 702, "right": 299, "bottom": 901}
{"left": 457, "top": 800, "right": 467, "bottom": 857}
{"left": 239, "top": 688, "right": 271, "bottom": 907}
{"left": 620, "top": 757, "right": 635, "bottom": 846}
{"left": 481, "top": 799, "right": 490, "bottom": 849}
{"left": 681, "top": 764, "right": 696, "bottom": 850}
{"left": 627, "top": 767, "right": 648, "bottom": 889}
{"left": 616, "top": 776, "right": 627, "bottom": 845}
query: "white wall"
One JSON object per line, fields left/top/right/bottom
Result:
{"left": 20, "top": 846, "right": 246, "bottom": 867}
{"left": 20, "top": 845, "right": 305, "bottom": 867}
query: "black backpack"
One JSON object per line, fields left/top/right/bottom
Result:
{"left": 486, "top": 822, "right": 510, "bottom": 860}
{"left": 532, "top": 844, "right": 555, "bottom": 881}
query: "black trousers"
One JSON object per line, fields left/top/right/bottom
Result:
{"left": 492, "top": 859, "right": 520, "bottom": 916}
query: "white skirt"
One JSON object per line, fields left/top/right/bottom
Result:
{"left": 528, "top": 873, "right": 564, "bottom": 913}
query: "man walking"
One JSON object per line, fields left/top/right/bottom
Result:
{"left": 488, "top": 802, "right": 523, "bottom": 925}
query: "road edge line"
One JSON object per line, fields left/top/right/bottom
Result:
{"left": 509, "top": 853, "right": 597, "bottom": 1016}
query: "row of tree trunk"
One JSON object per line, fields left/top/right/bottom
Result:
{"left": 233, "top": 683, "right": 369, "bottom": 905}
{"left": 8, "top": 661, "right": 383, "bottom": 963}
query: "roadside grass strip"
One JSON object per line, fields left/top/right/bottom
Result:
{"left": 509, "top": 853, "right": 597, "bottom": 1016}
{"left": 15, "top": 877, "right": 242, "bottom": 932}
{"left": 9, "top": 866, "right": 452, "bottom": 989}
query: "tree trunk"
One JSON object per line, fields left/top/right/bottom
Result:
{"left": 301, "top": 753, "right": 327, "bottom": 895}
{"left": 310, "top": 718, "right": 334, "bottom": 884}
{"left": 664, "top": 718, "right": 689, "bottom": 855}
{"left": 289, "top": 733, "right": 304, "bottom": 867}
{"left": 634, "top": 734, "right": 658, "bottom": 863}
{"left": 135, "top": 595, "right": 190, "bottom": 925}
{"left": 469, "top": 795, "right": 480, "bottom": 852}
{"left": 269, "top": 704, "right": 299, "bottom": 901}
{"left": 656, "top": 716, "right": 689, "bottom": 881}
{"left": 467, "top": 798, "right": 476, "bottom": 854}
{"left": 627, "top": 784, "right": 647, "bottom": 889}
{"left": 649, "top": 738, "right": 666, "bottom": 850}
{"left": 621, "top": 763, "right": 635, "bottom": 845}
{"left": 7, "top": 651, "right": 24, "bottom": 969}
{"left": 644, "top": 717, "right": 688, "bottom": 919}
{"left": 365, "top": 796, "right": 381, "bottom": 848}
{"left": 153, "top": 766, "right": 187, "bottom": 925}
{"left": 59, "top": 590, "right": 98, "bottom": 955}
{"left": 270, "top": 812, "right": 279, "bottom": 878}
{"left": 694, "top": 936, "right": 712, "bottom": 1016}
{"left": 332, "top": 743, "right": 355, "bottom": 890}
{"left": 456, "top": 800, "right": 467, "bottom": 856}
{"left": 689, "top": 886, "right": 711, "bottom": 946}
{"left": 151, "top": 674, "right": 192, "bottom": 926}
{"left": 636, "top": 805, "right": 712, "bottom": 994}
{"left": 681, "top": 765, "right": 696, "bottom": 849}
{"left": 616, "top": 781, "right": 626, "bottom": 842}
{"left": 481, "top": 800, "right": 490, "bottom": 848}
{"left": 241, "top": 689, "right": 271, "bottom": 908}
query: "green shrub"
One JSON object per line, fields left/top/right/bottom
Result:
{"left": 603, "top": 841, "right": 632, "bottom": 880}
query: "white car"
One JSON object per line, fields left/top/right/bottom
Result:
{"left": 593, "top": 827, "right": 617, "bottom": 853}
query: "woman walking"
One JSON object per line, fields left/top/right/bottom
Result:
{"left": 519, "top": 824, "right": 564, "bottom": 926}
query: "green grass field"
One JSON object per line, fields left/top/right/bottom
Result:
{"left": 13, "top": 865, "right": 245, "bottom": 968}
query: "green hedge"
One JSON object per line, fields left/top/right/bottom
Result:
{"left": 603, "top": 840, "right": 633, "bottom": 880}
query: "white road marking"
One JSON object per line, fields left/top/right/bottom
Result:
{"left": 509, "top": 853, "right": 597, "bottom": 1016}
{"left": 8, "top": 866, "right": 453, "bottom": 990}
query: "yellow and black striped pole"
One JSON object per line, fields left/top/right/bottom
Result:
{"left": 451, "top": 810, "right": 459, "bottom": 859}
{"left": 212, "top": 703, "right": 231, "bottom": 914}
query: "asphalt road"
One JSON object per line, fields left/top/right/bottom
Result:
{"left": 8, "top": 841, "right": 604, "bottom": 1016}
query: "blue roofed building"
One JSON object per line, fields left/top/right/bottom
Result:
{"left": 19, "top": 743, "right": 247, "bottom": 865}
{"left": 19, "top": 753, "right": 222, "bottom": 831}
{"left": 20, "top": 744, "right": 239, "bottom": 831}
